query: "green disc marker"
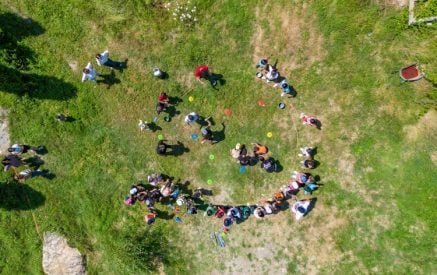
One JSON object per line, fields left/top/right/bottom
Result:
{"left": 209, "top": 154, "right": 215, "bottom": 160}
{"left": 158, "top": 134, "right": 163, "bottom": 140}
{"left": 207, "top": 179, "right": 213, "bottom": 185}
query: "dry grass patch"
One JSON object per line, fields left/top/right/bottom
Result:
{"left": 403, "top": 110, "right": 437, "bottom": 142}
{"left": 251, "top": 1, "right": 326, "bottom": 75}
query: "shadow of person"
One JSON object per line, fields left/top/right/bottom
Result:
{"left": 287, "top": 84, "right": 298, "bottom": 98}
{"left": 148, "top": 122, "right": 162, "bottom": 132}
{"left": 212, "top": 122, "right": 226, "bottom": 144}
{"left": 305, "top": 197, "right": 318, "bottom": 217}
{"left": 154, "top": 208, "right": 175, "bottom": 220}
{"left": 169, "top": 141, "right": 189, "bottom": 156}
{"left": 168, "top": 96, "right": 183, "bottom": 106}
{"left": 97, "top": 70, "right": 121, "bottom": 89}
{"left": 274, "top": 159, "right": 283, "bottom": 173}
{"left": 208, "top": 73, "right": 225, "bottom": 90}
{"left": 0, "top": 181, "right": 45, "bottom": 210}
{"left": 24, "top": 155, "right": 44, "bottom": 169}
{"left": 164, "top": 105, "right": 180, "bottom": 119}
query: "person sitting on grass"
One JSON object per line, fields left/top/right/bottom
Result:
{"left": 230, "top": 143, "right": 242, "bottom": 160}
{"left": 266, "top": 65, "right": 280, "bottom": 83}
{"left": 291, "top": 199, "right": 311, "bottom": 220}
{"left": 147, "top": 173, "right": 163, "bottom": 186}
{"left": 299, "top": 146, "right": 315, "bottom": 158}
{"left": 261, "top": 157, "right": 276, "bottom": 173}
{"left": 252, "top": 143, "right": 268, "bottom": 157}
{"left": 301, "top": 159, "right": 315, "bottom": 169}
{"left": 227, "top": 207, "right": 241, "bottom": 220}
{"left": 292, "top": 171, "right": 309, "bottom": 185}
{"left": 300, "top": 113, "right": 321, "bottom": 129}
{"left": 184, "top": 112, "right": 200, "bottom": 126}
{"left": 239, "top": 155, "right": 251, "bottom": 166}
{"left": 253, "top": 206, "right": 267, "bottom": 219}
{"left": 186, "top": 198, "right": 197, "bottom": 214}
{"left": 144, "top": 212, "right": 157, "bottom": 225}
{"left": 160, "top": 179, "right": 174, "bottom": 198}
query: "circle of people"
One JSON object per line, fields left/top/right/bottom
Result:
{"left": 4, "top": 52, "right": 324, "bottom": 231}
{"left": 105, "top": 55, "right": 324, "bottom": 228}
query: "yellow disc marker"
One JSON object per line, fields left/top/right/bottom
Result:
{"left": 188, "top": 96, "right": 194, "bottom": 102}
{"left": 267, "top": 132, "right": 273, "bottom": 138}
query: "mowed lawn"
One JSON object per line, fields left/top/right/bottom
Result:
{"left": 0, "top": 0, "right": 436, "bottom": 274}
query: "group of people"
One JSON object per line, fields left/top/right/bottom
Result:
{"left": 81, "top": 50, "right": 125, "bottom": 83}
{"left": 230, "top": 142, "right": 277, "bottom": 172}
{"left": 1, "top": 144, "right": 49, "bottom": 183}
{"left": 125, "top": 59, "right": 325, "bottom": 227}
{"left": 255, "top": 58, "right": 293, "bottom": 97}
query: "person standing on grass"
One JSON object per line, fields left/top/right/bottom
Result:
{"left": 82, "top": 62, "right": 98, "bottom": 83}
{"left": 280, "top": 80, "right": 292, "bottom": 97}
{"left": 158, "top": 92, "right": 169, "bottom": 105}
{"left": 200, "top": 118, "right": 216, "bottom": 144}
{"left": 156, "top": 140, "right": 170, "bottom": 155}
{"left": 95, "top": 50, "right": 124, "bottom": 69}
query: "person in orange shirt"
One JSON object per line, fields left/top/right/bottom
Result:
{"left": 251, "top": 143, "right": 268, "bottom": 157}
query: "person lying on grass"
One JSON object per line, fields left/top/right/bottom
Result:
{"left": 8, "top": 144, "right": 39, "bottom": 155}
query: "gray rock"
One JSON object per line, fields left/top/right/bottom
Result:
{"left": 42, "top": 232, "right": 86, "bottom": 275}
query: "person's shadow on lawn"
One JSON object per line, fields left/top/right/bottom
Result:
{"left": 97, "top": 70, "right": 121, "bottom": 89}
{"left": 168, "top": 141, "right": 189, "bottom": 156}
{"left": 212, "top": 122, "right": 226, "bottom": 144}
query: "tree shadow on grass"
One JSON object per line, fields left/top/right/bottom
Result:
{"left": 0, "top": 181, "right": 45, "bottom": 210}
{"left": 0, "top": 12, "right": 76, "bottom": 100}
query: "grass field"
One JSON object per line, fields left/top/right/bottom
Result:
{"left": 0, "top": 0, "right": 436, "bottom": 274}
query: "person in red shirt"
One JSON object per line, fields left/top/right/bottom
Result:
{"left": 158, "top": 92, "right": 169, "bottom": 104}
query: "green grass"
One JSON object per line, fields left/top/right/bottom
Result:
{"left": 0, "top": 0, "right": 436, "bottom": 274}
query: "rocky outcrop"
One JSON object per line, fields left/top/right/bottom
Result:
{"left": 42, "top": 232, "right": 86, "bottom": 275}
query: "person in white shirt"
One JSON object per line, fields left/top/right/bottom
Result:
{"left": 82, "top": 62, "right": 98, "bottom": 82}
{"left": 184, "top": 112, "right": 199, "bottom": 125}
{"left": 95, "top": 50, "right": 124, "bottom": 69}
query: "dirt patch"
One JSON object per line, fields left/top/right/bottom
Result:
{"left": 0, "top": 108, "right": 10, "bottom": 155}
{"left": 251, "top": 2, "right": 326, "bottom": 75}
{"left": 68, "top": 60, "right": 78, "bottom": 72}
{"left": 374, "top": 0, "right": 408, "bottom": 8}
{"left": 403, "top": 110, "right": 437, "bottom": 142}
